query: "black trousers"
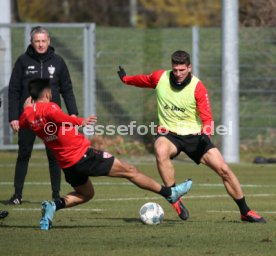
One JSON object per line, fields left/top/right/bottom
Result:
{"left": 13, "top": 128, "right": 61, "bottom": 198}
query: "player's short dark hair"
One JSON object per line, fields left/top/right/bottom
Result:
{"left": 171, "top": 50, "right": 190, "bottom": 65}
{"left": 28, "top": 78, "right": 51, "bottom": 100}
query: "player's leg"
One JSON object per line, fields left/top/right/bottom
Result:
{"left": 201, "top": 147, "right": 243, "bottom": 198}
{"left": 45, "top": 146, "right": 61, "bottom": 200}
{"left": 154, "top": 135, "right": 190, "bottom": 220}
{"left": 9, "top": 128, "right": 36, "bottom": 204}
{"left": 154, "top": 136, "right": 178, "bottom": 187}
{"left": 40, "top": 179, "right": 94, "bottom": 230}
{"left": 201, "top": 147, "right": 266, "bottom": 223}
{"left": 108, "top": 158, "right": 162, "bottom": 192}
{"left": 108, "top": 158, "right": 192, "bottom": 216}
{"left": 55, "top": 168, "right": 94, "bottom": 209}
{"left": 64, "top": 179, "right": 94, "bottom": 207}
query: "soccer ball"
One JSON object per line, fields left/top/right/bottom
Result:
{"left": 139, "top": 202, "right": 164, "bottom": 225}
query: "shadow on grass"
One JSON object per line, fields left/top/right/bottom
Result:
{"left": 186, "top": 219, "right": 243, "bottom": 224}
{"left": 0, "top": 217, "right": 182, "bottom": 229}
{"left": 0, "top": 224, "right": 114, "bottom": 229}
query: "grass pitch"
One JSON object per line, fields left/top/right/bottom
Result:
{"left": 0, "top": 150, "right": 275, "bottom": 256}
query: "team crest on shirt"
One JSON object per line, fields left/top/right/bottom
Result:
{"left": 48, "top": 65, "right": 55, "bottom": 78}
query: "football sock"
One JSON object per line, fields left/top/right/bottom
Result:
{"left": 53, "top": 197, "right": 66, "bottom": 211}
{"left": 234, "top": 197, "right": 250, "bottom": 215}
{"left": 159, "top": 186, "right": 172, "bottom": 198}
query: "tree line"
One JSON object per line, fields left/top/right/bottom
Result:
{"left": 11, "top": 0, "right": 276, "bottom": 27}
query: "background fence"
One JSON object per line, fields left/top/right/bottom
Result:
{"left": 0, "top": 24, "right": 275, "bottom": 154}
{"left": 96, "top": 26, "right": 276, "bottom": 151}
{"left": 0, "top": 23, "right": 95, "bottom": 149}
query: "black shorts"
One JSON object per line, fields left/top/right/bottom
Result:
{"left": 63, "top": 148, "right": 115, "bottom": 187}
{"left": 155, "top": 132, "right": 215, "bottom": 164}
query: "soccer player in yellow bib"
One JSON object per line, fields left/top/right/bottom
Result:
{"left": 117, "top": 50, "right": 266, "bottom": 223}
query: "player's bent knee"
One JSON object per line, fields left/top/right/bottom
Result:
{"left": 155, "top": 148, "right": 170, "bottom": 162}
{"left": 82, "top": 191, "right": 94, "bottom": 202}
{"left": 75, "top": 181, "right": 95, "bottom": 202}
{"left": 85, "top": 194, "right": 94, "bottom": 202}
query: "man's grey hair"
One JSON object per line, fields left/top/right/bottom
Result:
{"left": 30, "top": 26, "right": 50, "bottom": 41}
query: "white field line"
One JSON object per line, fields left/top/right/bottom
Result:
{"left": 12, "top": 209, "right": 276, "bottom": 215}
{"left": 9, "top": 194, "right": 275, "bottom": 213}
{"left": 0, "top": 181, "right": 276, "bottom": 188}
{"left": 0, "top": 181, "right": 132, "bottom": 185}
{"left": 1, "top": 162, "right": 276, "bottom": 167}
{"left": 10, "top": 193, "right": 274, "bottom": 205}
{"left": 94, "top": 193, "right": 275, "bottom": 202}
{"left": 207, "top": 210, "right": 276, "bottom": 214}
{"left": 0, "top": 163, "right": 48, "bottom": 167}
{"left": 12, "top": 208, "right": 104, "bottom": 212}
{"left": 6, "top": 193, "right": 274, "bottom": 208}
{"left": 0, "top": 161, "right": 156, "bottom": 167}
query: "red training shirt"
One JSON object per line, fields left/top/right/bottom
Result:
{"left": 19, "top": 102, "right": 90, "bottom": 168}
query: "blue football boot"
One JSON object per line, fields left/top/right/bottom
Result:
{"left": 166, "top": 179, "right": 192, "bottom": 204}
{"left": 166, "top": 179, "right": 192, "bottom": 221}
{"left": 40, "top": 201, "right": 56, "bottom": 230}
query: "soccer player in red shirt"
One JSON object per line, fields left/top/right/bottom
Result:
{"left": 19, "top": 78, "right": 193, "bottom": 230}
{"left": 117, "top": 50, "right": 266, "bottom": 223}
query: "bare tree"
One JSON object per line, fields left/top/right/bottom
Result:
{"left": 240, "top": 0, "right": 276, "bottom": 26}
{"left": 17, "top": 0, "right": 131, "bottom": 26}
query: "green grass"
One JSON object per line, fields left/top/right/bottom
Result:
{"left": 0, "top": 150, "right": 276, "bottom": 256}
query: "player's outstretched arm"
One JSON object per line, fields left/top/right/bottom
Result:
{"left": 117, "top": 66, "right": 163, "bottom": 89}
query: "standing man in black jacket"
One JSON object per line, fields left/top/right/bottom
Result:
{"left": 8, "top": 26, "right": 79, "bottom": 204}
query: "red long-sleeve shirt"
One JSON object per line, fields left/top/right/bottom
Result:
{"left": 122, "top": 70, "right": 213, "bottom": 136}
{"left": 19, "top": 102, "right": 90, "bottom": 168}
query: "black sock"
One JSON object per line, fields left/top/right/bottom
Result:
{"left": 159, "top": 186, "right": 172, "bottom": 198}
{"left": 234, "top": 197, "right": 250, "bottom": 216}
{"left": 53, "top": 197, "right": 66, "bottom": 211}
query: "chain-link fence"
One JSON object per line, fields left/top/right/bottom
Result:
{"left": 0, "top": 24, "right": 275, "bottom": 152}
{"left": 96, "top": 26, "right": 276, "bottom": 150}
{"left": 0, "top": 23, "right": 95, "bottom": 149}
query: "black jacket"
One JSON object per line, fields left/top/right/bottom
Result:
{"left": 8, "top": 45, "right": 78, "bottom": 121}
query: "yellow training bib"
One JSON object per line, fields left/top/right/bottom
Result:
{"left": 156, "top": 71, "right": 202, "bottom": 135}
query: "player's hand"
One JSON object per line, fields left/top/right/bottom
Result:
{"left": 82, "top": 115, "right": 97, "bottom": 127}
{"left": 23, "top": 96, "right": 33, "bottom": 108}
{"left": 10, "top": 120, "right": 20, "bottom": 132}
{"left": 117, "top": 66, "right": 126, "bottom": 81}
